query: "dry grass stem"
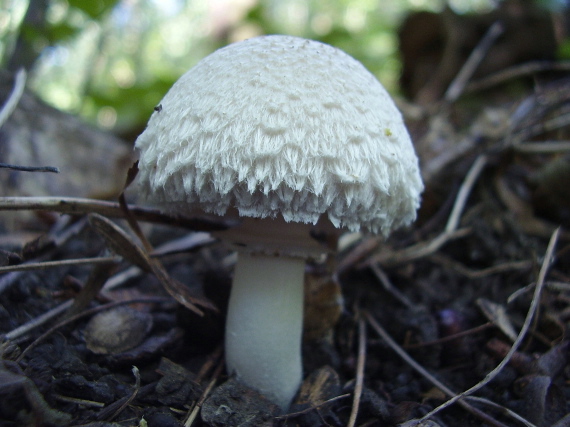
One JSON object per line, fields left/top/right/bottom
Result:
{"left": 364, "top": 311, "right": 510, "bottom": 427}
{"left": 445, "top": 155, "right": 487, "bottom": 233}
{"left": 513, "top": 140, "right": 570, "bottom": 153}
{"left": 2, "top": 230, "right": 213, "bottom": 343}
{"left": 105, "top": 366, "right": 141, "bottom": 422}
{"left": 0, "top": 256, "right": 121, "bottom": 273}
{"left": 184, "top": 357, "right": 225, "bottom": 427}
{"left": 370, "top": 263, "right": 414, "bottom": 308}
{"left": 445, "top": 21, "right": 504, "bottom": 102}
{"left": 53, "top": 394, "right": 106, "bottom": 408}
{"left": 0, "top": 196, "right": 227, "bottom": 231}
{"left": 0, "top": 68, "right": 26, "bottom": 128}
{"left": 275, "top": 394, "right": 351, "bottom": 420}
{"left": 466, "top": 60, "right": 570, "bottom": 93}
{"left": 347, "top": 316, "right": 366, "bottom": 427}
{"left": 464, "top": 396, "right": 538, "bottom": 427}
{"left": 402, "top": 322, "right": 494, "bottom": 350}
{"left": 364, "top": 227, "right": 471, "bottom": 267}
{"left": 429, "top": 254, "right": 533, "bottom": 279}
{"left": 418, "top": 227, "right": 560, "bottom": 424}
{"left": 4, "top": 300, "right": 73, "bottom": 341}
{"left": 364, "top": 154, "right": 487, "bottom": 270}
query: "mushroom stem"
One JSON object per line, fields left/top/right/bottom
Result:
{"left": 225, "top": 252, "right": 304, "bottom": 410}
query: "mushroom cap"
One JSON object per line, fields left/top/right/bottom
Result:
{"left": 135, "top": 35, "right": 423, "bottom": 235}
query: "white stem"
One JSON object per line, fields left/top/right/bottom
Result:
{"left": 225, "top": 252, "right": 304, "bottom": 410}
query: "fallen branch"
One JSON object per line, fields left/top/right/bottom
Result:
{"left": 0, "top": 196, "right": 229, "bottom": 231}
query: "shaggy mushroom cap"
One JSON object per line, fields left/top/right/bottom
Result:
{"left": 135, "top": 35, "right": 423, "bottom": 235}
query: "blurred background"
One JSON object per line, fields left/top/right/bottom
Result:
{"left": 2, "top": 0, "right": 569, "bottom": 217}
{"left": 2, "top": 0, "right": 546, "bottom": 140}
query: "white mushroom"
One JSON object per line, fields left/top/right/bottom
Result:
{"left": 135, "top": 35, "right": 423, "bottom": 410}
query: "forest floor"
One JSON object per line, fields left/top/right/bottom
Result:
{"left": 1, "top": 19, "right": 570, "bottom": 427}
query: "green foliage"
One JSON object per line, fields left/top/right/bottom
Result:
{"left": 557, "top": 38, "right": 570, "bottom": 60}
{"left": 68, "top": 0, "right": 119, "bottom": 19}
{"left": 25, "top": 0, "right": 418, "bottom": 136}
{"left": 84, "top": 78, "right": 177, "bottom": 134}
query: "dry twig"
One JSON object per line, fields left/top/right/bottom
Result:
{"left": 444, "top": 155, "right": 487, "bottom": 233}
{"left": 365, "top": 312, "right": 512, "bottom": 427}
{"left": 445, "top": 21, "right": 504, "bottom": 102}
{"left": 2, "top": 231, "right": 213, "bottom": 342}
{"left": 0, "top": 256, "right": 121, "bottom": 273}
{"left": 0, "top": 196, "right": 229, "bottom": 231}
{"left": 364, "top": 155, "right": 487, "bottom": 268}
{"left": 402, "top": 322, "right": 494, "bottom": 350}
{"left": 104, "top": 366, "right": 141, "bottom": 422}
{"left": 0, "top": 68, "right": 26, "bottom": 128}
{"left": 347, "top": 316, "right": 367, "bottom": 427}
{"left": 418, "top": 227, "right": 560, "bottom": 424}
{"left": 184, "top": 356, "right": 225, "bottom": 427}
{"left": 4, "top": 300, "right": 74, "bottom": 342}
{"left": 428, "top": 254, "right": 533, "bottom": 279}
{"left": 466, "top": 60, "right": 570, "bottom": 93}
{"left": 370, "top": 264, "right": 414, "bottom": 308}
{"left": 275, "top": 394, "right": 351, "bottom": 420}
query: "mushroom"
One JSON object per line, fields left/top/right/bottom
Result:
{"left": 134, "top": 35, "right": 423, "bottom": 410}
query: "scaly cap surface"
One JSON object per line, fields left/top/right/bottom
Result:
{"left": 135, "top": 35, "right": 423, "bottom": 235}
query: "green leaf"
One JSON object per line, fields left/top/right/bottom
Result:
{"left": 45, "top": 22, "right": 79, "bottom": 44}
{"left": 557, "top": 39, "right": 570, "bottom": 60}
{"left": 68, "top": 0, "right": 120, "bottom": 19}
